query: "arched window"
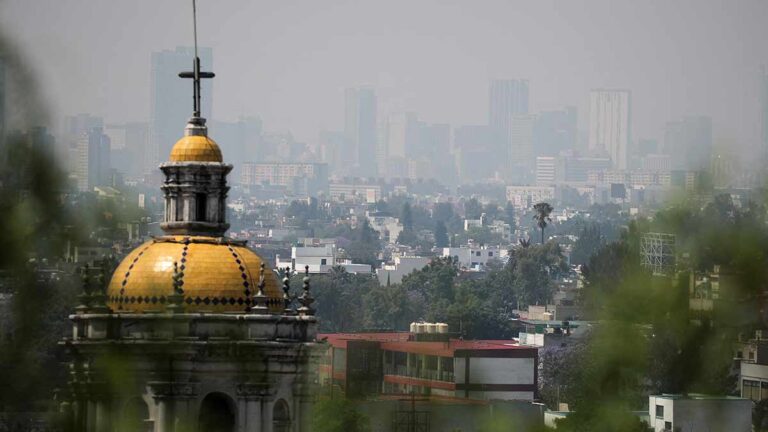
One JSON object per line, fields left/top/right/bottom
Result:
{"left": 198, "top": 392, "right": 236, "bottom": 432}
{"left": 196, "top": 193, "right": 207, "bottom": 221}
{"left": 273, "top": 399, "right": 291, "bottom": 432}
{"left": 120, "top": 397, "right": 149, "bottom": 432}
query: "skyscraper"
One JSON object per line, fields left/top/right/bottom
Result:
{"left": 533, "top": 107, "right": 578, "bottom": 157}
{"left": 0, "top": 56, "right": 5, "bottom": 141}
{"left": 77, "top": 127, "right": 111, "bottom": 192}
{"left": 761, "top": 66, "right": 768, "bottom": 162}
{"left": 150, "top": 46, "right": 213, "bottom": 171}
{"left": 344, "top": 87, "right": 377, "bottom": 178}
{"left": 454, "top": 125, "right": 497, "bottom": 183}
{"left": 663, "top": 116, "right": 712, "bottom": 171}
{"left": 64, "top": 113, "right": 104, "bottom": 176}
{"left": 489, "top": 79, "right": 529, "bottom": 169}
{"left": 106, "top": 122, "right": 150, "bottom": 178}
{"left": 508, "top": 114, "right": 536, "bottom": 183}
{"left": 588, "top": 89, "right": 631, "bottom": 170}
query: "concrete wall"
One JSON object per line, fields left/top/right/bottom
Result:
{"left": 359, "top": 399, "right": 544, "bottom": 432}
{"left": 648, "top": 395, "right": 751, "bottom": 432}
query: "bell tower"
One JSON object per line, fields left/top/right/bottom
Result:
{"left": 159, "top": 119, "right": 231, "bottom": 237}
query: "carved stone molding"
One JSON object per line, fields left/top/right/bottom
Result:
{"left": 235, "top": 382, "right": 275, "bottom": 400}
{"left": 148, "top": 381, "right": 200, "bottom": 400}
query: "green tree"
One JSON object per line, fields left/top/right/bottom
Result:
{"left": 483, "top": 202, "right": 500, "bottom": 223}
{"left": 533, "top": 202, "right": 554, "bottom": 244}
{"left": 309, "top": 268, "right": 376, "bottom": 331}
{"left": 345, "top": 220, "right": 381, "bottom": 266}
{"left": 434, "top": 220, "right": 449, "bottom": 248}
{"left": 503, "top": 201, "right": 517, "bottom": 231}
{"left": 433, "top": 202, "right": 454, "bottom": 223}
{"left": 311, "top": 397, "right": 370, "bottom": 432}
{"left": 400, "top": 202, "right": 413, "bottom": 231}
{"left": 570, "top": 224, "right": 603, "bottom": 266}
{"left": 464, "top": 197, "right": 483, "bottom": 219}
{"left": 363, "top": 283, "right": 412, "bottom": 330}
{"left": 506, "top": 242, "right": 568, "bottom": 307}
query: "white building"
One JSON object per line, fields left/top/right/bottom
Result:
{"left": 489, "top": 220, "right": 513, "bottom": 242}
{"left": 376, "top": 255, "right": 430, "bottom": 285}
{"left": 442, "top": 246, "right": 508, "bottom": 271}
{"left": 648, "top": 394, "right": 751, "bottom": 432}
{"left": 275, "top": 244, "right": 372, "bottom": 274}
{"left": 536, "top": 156, "right": 556, "bottom": 185}
{"left": 464, "top": 217, "right": 484, "bottom": 231}
{"left": 736, "top": 330, "right": 768, "bottom": 402}
{"left": 589, "top": 89, "right": 631, "bottom": 170}
{"left": 367, "top": 212, "right": 404, "bottom": 244}
{"left": 506, "top": 185, "right": 555, "bottom": 210}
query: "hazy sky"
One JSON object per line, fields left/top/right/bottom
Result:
{"left": 1, "top": 0, "right": 766, "bottom": 150}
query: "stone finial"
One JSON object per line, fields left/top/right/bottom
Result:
{"left": 75, "top": 264, "right": 93, "bottom": 313}
{"left": 297, "top": 265, "right": 315, "bottom": 316}
{"left": 282, "top": 266, "right": 294, "bottom": 314}
{"left": 88, "top": 259, "right": 111, "bottom": 313}
{"left": 251, "top": 262, "right": 269, "bottom": 314}
{"left": 166, "top": 261, "right": 185, "bottom": 313}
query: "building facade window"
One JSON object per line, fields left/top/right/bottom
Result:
{"left": 655, "top": 405, "right": 664, "bottom": 418}
{"left": 743, "top": 379, "right": 761, "bottom": 401}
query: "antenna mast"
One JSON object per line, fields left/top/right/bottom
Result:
{"left": 179, "top": 0, "right": 215, "bottom": 119}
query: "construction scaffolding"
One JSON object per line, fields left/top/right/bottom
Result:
{"left": 640, "top": 232, "right": 676, "bottom": 275}
{"left": 393, "top": 393, "right": 430, "bottom": 432}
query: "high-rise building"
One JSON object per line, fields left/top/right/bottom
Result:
{"left": 211, "top": 116, "right": 263, "bottom": 178}
{"left": 588, "top": 89, "right": 631, "bottom": 170}
{"left": 64, "top": 114, "right": 104, "bottom": 175}
{"left": 508, "top": 114, "right": 536, "bottom": 182}
{"left": 77, "top": 127, "right": 111, "bottom": 192}
{"left": 454, "top": 125, "right": 497, "bottom": 183}
{"left": 150, "top": 46, "right": 213, "bottom": 170}
{"left": 663, "top": 116, "right": 712, "bottom": 171}
{"left": 0, "top": 56, "right": 6, "bottom": 141}
{"left": 385, "top": 112, "right": 417, "bottom": 160}
{"left": 761, "top": 66, "right": 768, "bottom": 162}
{"left": 344, "top": 87, "right": 377, "bottom": 177}
{"left": 489, "top": 79, "right": 529, "bottom": 168}
{"left": 241, "top": 162, "right": 329, "bottom": 197}
{"left": 535, "top": 156, "right": 557, "bottom": 185}
{"left": 106, "top": 122, "right": 149, "bottom": 178}
{"left": 533, "top": 107, "right": 577, "bottom": 157}
{"left": 318, "top": 130, "right": 345, "bottom": 174}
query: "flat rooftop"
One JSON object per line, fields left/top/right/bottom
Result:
{"left": 320, "top": 332, "right": 534, "bottom": 357}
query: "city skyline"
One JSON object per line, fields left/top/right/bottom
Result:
{"left": 0, "top": 0, "right": 766, "bottom": 153}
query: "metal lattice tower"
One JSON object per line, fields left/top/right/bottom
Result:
{"left": 640, "top": 232, "right": 676, "bottom": 275}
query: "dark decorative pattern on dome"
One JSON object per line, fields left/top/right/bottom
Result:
{"left": 116, "top": 244, "right": 152, "bottom": 310}
{"left": 109, "top": 295, "right": 281, "bottom": 310}
{"left": 227, "top": 244, "right": 253, "bottom": 311}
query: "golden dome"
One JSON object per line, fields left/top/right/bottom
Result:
{"left": 107, "top": 236, "right": 283, "bottom": 313}
{"left": 169, "top": 135, "right": 223, "bottom": 162}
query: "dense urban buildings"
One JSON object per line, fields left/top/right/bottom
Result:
{"left": 1, "top": 2, "right": 764, "bottom": 431}
{"left": 241, "top": 161, "right": 329, "bottom": 196}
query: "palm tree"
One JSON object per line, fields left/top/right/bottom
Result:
{"left": 532, "top": 202, "right": 554, "bottom": 244}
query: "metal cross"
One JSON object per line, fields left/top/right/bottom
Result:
{"left": 178, "top": 0, "right": 215, "bottom": 118}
